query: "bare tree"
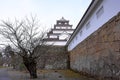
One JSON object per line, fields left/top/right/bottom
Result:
{"left": 0, "top": 16, "right": 47, "bottom": 78}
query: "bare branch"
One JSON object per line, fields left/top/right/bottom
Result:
{"left": 0, "top": 16, "right": 48, "bottom": 58}
{"left": 0, "top": 16, "right": 50, "bottom": 78}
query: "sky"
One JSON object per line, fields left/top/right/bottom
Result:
{"left": 0, "top": 0, "right": 92, "bottom": 48}
{"left": 0, "top": 0, "right": 92, "bottom": 29}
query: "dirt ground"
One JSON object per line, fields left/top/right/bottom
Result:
{"left": 7, "top": 69, "right": 96, "bottom": 80}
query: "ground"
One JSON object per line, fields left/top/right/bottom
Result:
{"left": 0, "top": 68, "right": 96, "bottom": 80}
{"left": 0, "top": 68, "right": 11, "bottom": 80}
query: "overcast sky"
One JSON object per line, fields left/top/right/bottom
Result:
{"left": 0, "top": 0, "right": 92, "bottom": 47}
{"left": 0, "top": 0, "right": 92, "bottom": 29}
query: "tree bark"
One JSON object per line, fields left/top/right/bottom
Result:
{"left": 23, "top": 57, "right": 37, "bottom": 79}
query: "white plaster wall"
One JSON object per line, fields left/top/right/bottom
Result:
{"left": 68, "top": 0, "right": 120, "bottom": 51}
{"left": 67, "top": 31, "right": 74, "bottom": 34}
{"left": 53, "top": 31, "right": 63, "bottom": 33}
{"left": 53, "top": 30, "right": 73, "bottom": 34}
{"left": 49, "top": 35, "right": 58, "bottom": 38}
{"left": 46, "top": 41, "right": 66, "bottom": 46}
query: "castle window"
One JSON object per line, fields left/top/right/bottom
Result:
{"left": 67, "top": 27, "right": 71, "bottom": 29}
{"left": 50, "top": 35, "right": 57, "bottom": 38}
{"left": 65, "top": 22, "right": 67, "bottom": 24}
{"left": 58, "top": 22, "right": 61, "bottom": 24}
{"left": 96, "top": 6, "right": 104, "bottom": 18}
{"left": 86, "top": 22, "right": 90, "bottom": 30}
{"left": 56, "top": 27, "right": 60, "bottom": 29}
{"left": 61, "top": 27, "right": 66, "bottom": 29}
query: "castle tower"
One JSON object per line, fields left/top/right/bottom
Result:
{"left": 44, "top": 17, "right": 74, "bottom": 46}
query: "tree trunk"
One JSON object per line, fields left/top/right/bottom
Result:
{"left": 23, "top": 57, "right": 37, "bottom": 79}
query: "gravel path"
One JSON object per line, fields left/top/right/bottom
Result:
{"left": 0, "top": 68, "right": 12, "bottom": 80}
{"left": 0, "top": 67, "right": 96, "bottom": 80}
{"left": 7, "top": 69, "right": 96, "bottom": 80}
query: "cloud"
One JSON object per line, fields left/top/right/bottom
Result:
{"left": 0, "top": 0, "right": 92, "bottom": 29}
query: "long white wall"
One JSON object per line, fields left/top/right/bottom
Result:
{"left": 46, "top": 41, "right": 66, "bottom": 46}
{"left": 68, "top": 0, "right": 120, "bottom": 51}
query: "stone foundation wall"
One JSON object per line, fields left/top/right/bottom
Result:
{"left": 70, "top": 12, "right": 120, "bottom": 79}
{"left": 37, "top": 46, "right": 68, "bottom": 69}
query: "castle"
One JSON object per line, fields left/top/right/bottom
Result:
{"left": 44, "top": 17, "right": 74, "bottom": 46}
{"left": 43, "top": 0, "right": 120, "bottom": 79}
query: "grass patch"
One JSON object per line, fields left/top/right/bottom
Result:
{"left": 37, "top": 69, "right": 56, "bottom": 74}
{"left": 0, "top": 66, "right": 3, "bottom": 68}
{"left": 0, "top": 66, "right": 5, "bottom": 68}
{"left": 57, "top": 70, "right": 82, "bottom": 78}
{"left": 37, "top": 69, "right": 82, "bottom": 78}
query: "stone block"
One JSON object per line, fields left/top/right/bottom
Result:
{"left": 99, "top": 29, "right": 106, "bottom": 37}
{"left": 115, "top": 13, "right": 120, "bottom": 24}
{"left": 102, "top": 35, "right": 108, "bottom": 42}
{"left": 94, "top": 43, "right": 104, "bottom": 52}
{"left": 38, "top": 46, "right": 68, "bottom": 69}
{"left": 114, "top": 32, "right": 120, "bottom": 41}
{"left": 107, "top": 32, "right": 115, "bottom": 42}
{"left": 111, "top": 41, "right": 120, "bottom": 52}
{"left": 69, "top": 12, "right": 120, "bottom": 79}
